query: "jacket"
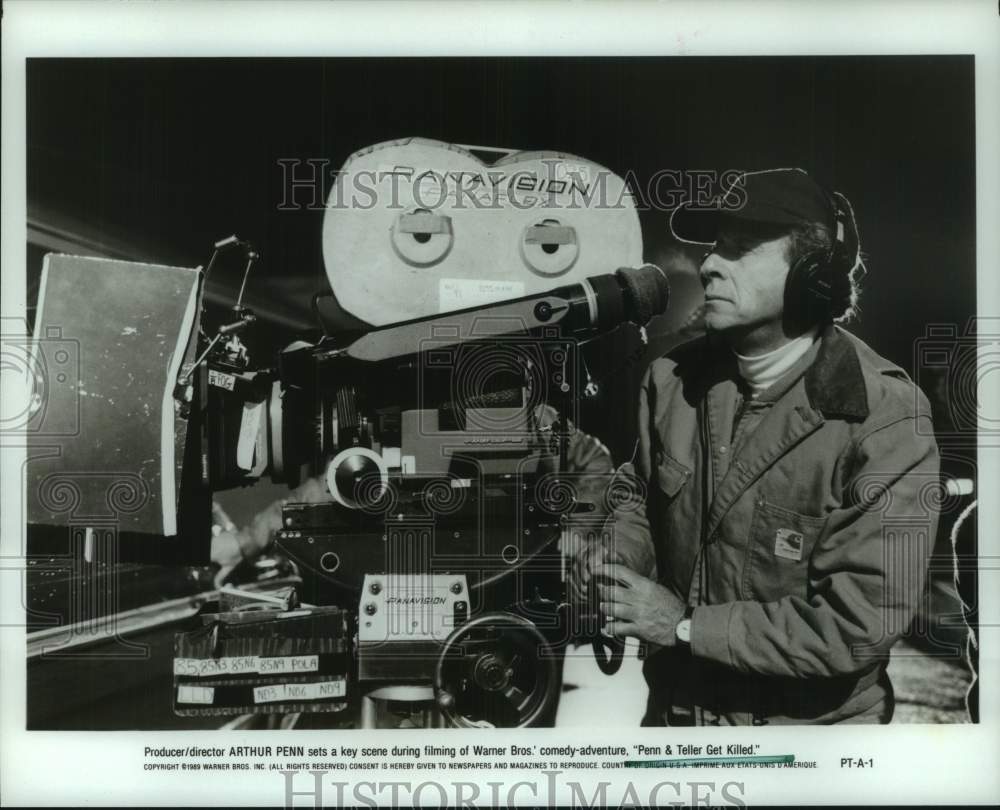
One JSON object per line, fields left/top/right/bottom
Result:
{"left": 610, "top": 324, "right": 940, "bottom": 724}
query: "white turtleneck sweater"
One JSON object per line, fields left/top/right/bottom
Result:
{"left": 734, "top": 327, "right": 820, "bottom": 398}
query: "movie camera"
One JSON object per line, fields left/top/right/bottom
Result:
{"left": 30, "top": 138, "right": 669, "bottom": 728}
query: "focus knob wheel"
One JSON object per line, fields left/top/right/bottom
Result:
{"left": 434, "top": 612, "right": 558, "bottom": 728}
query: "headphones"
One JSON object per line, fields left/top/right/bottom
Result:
{"left": 783, "top": 189, "right": 861, "bottom": 327}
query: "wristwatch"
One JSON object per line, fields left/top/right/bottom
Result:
{"left": 675, "top": 606, "right": 694, "bottom": 647}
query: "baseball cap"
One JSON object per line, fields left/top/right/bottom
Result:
{"left": 669, "top": 168, "right": 835, "bottom": 245}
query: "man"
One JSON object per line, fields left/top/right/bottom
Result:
{"left": 575, "top": 168, "right": 940, "bottom": 724}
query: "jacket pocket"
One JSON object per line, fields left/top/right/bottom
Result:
{"left": 655, "top": 451, "right": 692, "bottom": 499}
{"left": 743, "top": 498, "right": 827, "bottom": 601}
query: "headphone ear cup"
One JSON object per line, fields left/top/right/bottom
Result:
{"left": 784, "top": 249, "right": 831, "bottom": 324}
{"left": 786, "top": 191, "right": 860, "bottom": 325}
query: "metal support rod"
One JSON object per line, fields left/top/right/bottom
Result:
{"left": 360, "top": 694, "right": 378, "bottom": 729}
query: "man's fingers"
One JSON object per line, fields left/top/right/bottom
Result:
{"left": 579, "top": 543, "right": 607, "bottom": 582}
{"left": 571, "top": 544, "right": 619, "bottom": 604}
{"left": 600, "top": 600, "right": 635, "bottom": 622}
{"left": 579, "top": 546, "right": 602, "bottom": 584}
{"left": 569, "top": 551, "right": 595, "bottom": 602}
{"left": 597, "top": 581, "right": 631, "bottom": 604}
{"left": 604, "top": 619, "right": 635, "bottom": 640}
{"left": 595, "top": 562, "right": 639, "bottom": 586}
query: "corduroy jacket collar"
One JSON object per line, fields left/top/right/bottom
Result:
{"left": 684, "top": 323, "right": 871, "bottom": 423}
{"left": 803, "top": 324, "right": 869, "bottom": 421}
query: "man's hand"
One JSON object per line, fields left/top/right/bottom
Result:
{"left": 568, "top": 543, "right": 629, "bottom": 604}
{"left": 210, "top": 529, "right": 248, "bottom": 588}
{"left": 596, "top": 562, "right": 686, "bottom": 646}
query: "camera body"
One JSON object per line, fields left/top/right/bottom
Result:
{"left": 168, "top": 138, "right": 656, "bottom": 727}
{"left": 177, "top": 311, "right": 600, "bottom": 726}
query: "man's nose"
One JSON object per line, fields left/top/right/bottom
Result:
{"left": 699, "top": 251, "right": 725, "bottom": 286}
